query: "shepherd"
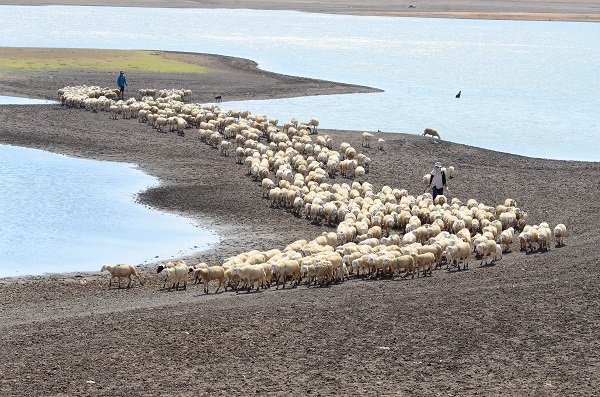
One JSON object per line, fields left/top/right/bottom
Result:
{"left": 425, "top": 162, "right": 447, "bottom": 200}
{"left": 117, "top": 70, "right": 127, "bottom": 100}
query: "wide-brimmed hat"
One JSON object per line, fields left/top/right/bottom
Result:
{"left": 434, "top": 162, "right": 441, "bottom": 168}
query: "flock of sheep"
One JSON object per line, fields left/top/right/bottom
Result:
{"left": 57, "top": 85, "right": 567, "bottom": 293}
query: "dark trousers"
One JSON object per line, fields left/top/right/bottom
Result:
{"left": 432, "top": 187, "right": 444, "bottom": 200}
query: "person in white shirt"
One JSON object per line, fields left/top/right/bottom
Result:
{"left": 427, "top": 162, "right": 447, "bottom": 199}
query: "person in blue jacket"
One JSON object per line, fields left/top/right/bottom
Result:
{"left": 117, "top": 70, "right": 127, "bottom": 100}
{"left": 426, "top": 162, "right": 447, "bottom": 200}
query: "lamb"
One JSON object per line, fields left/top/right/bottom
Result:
{"left": 161, "top": 262, "right": 190, "bottom": 291}
{"left": 192, "top": 265, "right": 225, "bottom": 294}
{"left": 553, "top": 223, "right": 567, "bottom": 246}
{"left": 100, "top": 264, "right": 143, "bottom": 288}
{"left": 422, "top": 128, "right": 441, "bottom": 139}
{"left": 377, "top": 138, "right": 386, "bottom": 150}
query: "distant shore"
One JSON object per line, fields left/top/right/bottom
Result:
{"left": 1, "top": 0, "right": 599, "bottom": 22}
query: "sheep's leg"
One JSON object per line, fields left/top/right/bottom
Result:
{"left": 127, "top": 275, "right": 132, "bottom": 288}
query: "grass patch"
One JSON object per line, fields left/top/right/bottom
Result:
{"left": 0, "top": 48, "right": 208, "bottom": 74}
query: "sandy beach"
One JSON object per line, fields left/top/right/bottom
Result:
{"left": 1, "top": 1, "right": 600, "bottom": 396}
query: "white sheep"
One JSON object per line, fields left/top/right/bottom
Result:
{"left": 553, "top": 223, "right": 567, "bottom": 246}
{"left": 498, "top": 227, "right": 515, "bottom": 252}
{"left": 444, "top": 242, "right": 471, "bottom": 270}
{"left": 475, "top": 240, "right": 497, "bottom": 266}
{"left": 101, "top": 264, "right": 143, "bottom": 288}
{"left": 220, "top": 140, "right": 231, "bottom": 156}
{"left": 361, "top": 132, "right": 374, "bottom": 148}
{"left": 161, "top": 262, "right": 190, "bottom": 291}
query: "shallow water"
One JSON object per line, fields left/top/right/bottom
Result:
{"left": 0, "top": 95, "right": 57, "bottom": 105}
{"left": 1, "top": 6, "right": 599, "bottom": 161}
{"left": 0, "top": 145, "right": 219, "bottom": 277}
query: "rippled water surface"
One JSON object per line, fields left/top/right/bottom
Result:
{"left": 0, "top": 145, "right": 218, "bottom": 277}
{"left": 1, "top": 6, "right": 599, "bottom": 161}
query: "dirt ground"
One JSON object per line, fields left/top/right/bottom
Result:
{"left": 1, "top": 4, "right": 600, "bottom": 396}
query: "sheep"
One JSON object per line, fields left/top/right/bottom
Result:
{"left": 475, "top": 240, "right": 497, "bottom": 266}
{"left": 270, "top": 260, "right": 301, "bottom": 289}
{"left": 220, "top": 140, "right": 231, "bottom": 156}
{"left": 417, "top": 244, "right": 443, "bottom": 268}
{"left": 412, "top": 252, "right": 435, "bottom": 277}
{"left": 389, "top": 254, "right": 415, "bottom": 279}
{"left": 100, "top": 264, "right": 143, "bottom": 288}
{"left": 537, "top": 227, "right": 552, "bottom": 251}
{"left": 361, "top": 132, "right": 374, "bottom": 147}
{"left": 301, "top": 260, "right": 334, "bottom": 287}
{"left": 308, "top": 117, "right": 319, "bottom": 133}
{"left": 161, "top": 262, "right": 190, "bottom": 291}
{"left": 192, "top": 265, "right": 225, "bottom": 294}
{"left": 377, "top": 138, "right": 385, "bottom": 150}
{"left": 354, "top": 166, "right": 366, "bottom": 183}
{"left": 498, "top": 227, "right": 515, "bottom": 252}
{"left": 232, "top": 264, "right": 267, "bottom": 292}
{"left": 554, "top": 223, "right": 567, "bottom": 246}
{"left": 156, "top": 259, "right": 185, "bottom": 288}
{"left": 522, "top": 229, "right": 539, "bottom": 252}
{"left": 422, "top": 128, "right": 441, "bottom": 139}
{"left": 444, "top": 242, "right": 471, "bottom": 270}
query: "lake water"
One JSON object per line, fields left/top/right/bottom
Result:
{"left": 0, "top": 96, "right": 56, "bottom": 105}
{"left": 0, "top": 144, "right": 218, "bottom": 277}
{"left": 1, "top": 6, "right": 599, "bottom": 161}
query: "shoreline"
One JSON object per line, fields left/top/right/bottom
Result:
{"left": 1, "top": 0, "right": 599, "bottom": 22}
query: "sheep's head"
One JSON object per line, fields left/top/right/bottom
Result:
{"left": 101, "top": 265, "right": 111, "bottom": 272}
{"left": 156, "top": 265, "right": 165, "bottom": 274}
